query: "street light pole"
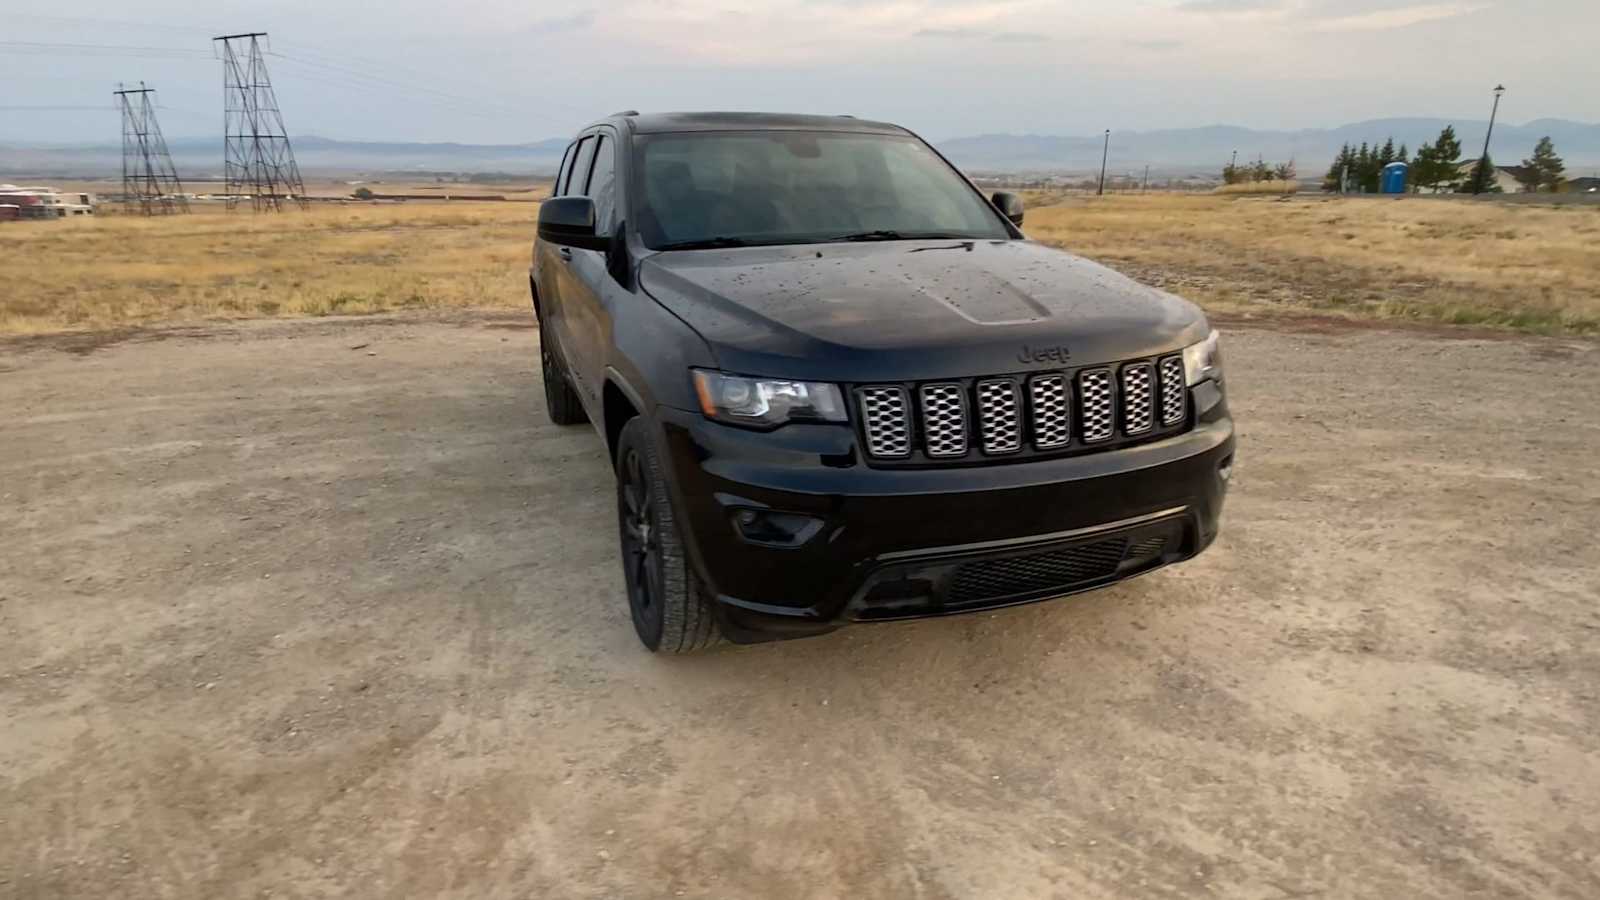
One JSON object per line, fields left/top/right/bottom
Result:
{"left": 1474, "top": 84, "right": 1506, "bottom": 195}
{"left": 1097, "top": 129, "right": 1110, "bottom": 196}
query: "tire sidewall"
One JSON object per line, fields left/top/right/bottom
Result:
{"left": 615, "top": 418, "right": 687, "bottom": 651}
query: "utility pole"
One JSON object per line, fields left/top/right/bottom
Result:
{"left": 214, "top": 32, "right": 307, "bottom": 211}
{"left": 114, "top": 82, "right": 188, "bottom": 215}
{"left": 1473, "top": 84, "right": 1506, "bottom": 195}
{"left": 1142, "top": 164, "right": 1150, "bottom": 192}
{"left": 1097, "top": 129, "right": 1110, "bottom": 196}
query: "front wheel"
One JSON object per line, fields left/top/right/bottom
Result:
{"left": 614, "top": 417, "right": 722, "bottom": 653}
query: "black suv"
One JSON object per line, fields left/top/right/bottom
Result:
{"left": 530, "top": 112, "right": 1233, "bottom": 652}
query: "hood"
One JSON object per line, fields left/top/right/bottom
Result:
{"left": 638, "top": 239, "right": 1208, "bottom": 383}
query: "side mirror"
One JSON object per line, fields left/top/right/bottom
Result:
{"left": 991, "top": 191, "right": 1024, "bottom": 226}
{"left": 538, "top": 197, "right": 610, "bottom": 251}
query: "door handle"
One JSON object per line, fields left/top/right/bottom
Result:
{"left": 558, "top": 247, "right": 573, "bottom": 262}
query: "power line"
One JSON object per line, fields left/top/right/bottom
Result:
{"left": 267, "top": 38, "right": 594, "bottom": 118}
{"left": 0, "top": 40, "right": 211, "bottom": 59}
{"left": 262, "top": 56, "right": 533, "bottom": 124}
{"left": 11, "top": 13, "right": 217, "bottom": 36}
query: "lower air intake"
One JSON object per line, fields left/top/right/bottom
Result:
{"left": 946, "top": 537, "right": 1128, "bottom": 606}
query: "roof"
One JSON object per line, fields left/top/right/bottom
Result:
{"left": 614, "top": 111, "right": 908, "bottom": 136}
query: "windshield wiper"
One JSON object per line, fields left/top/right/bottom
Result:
{"left": 655, "top": 236, "right": 755, "bottom": 250}
{"left": 827, "top": 230, "right": 965, "bottom": 242}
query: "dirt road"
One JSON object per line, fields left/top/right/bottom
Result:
{"left": 2, "top": 314, "right": 1597, "bottom": 899}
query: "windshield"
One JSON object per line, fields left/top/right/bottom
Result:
{"left": 632, "top": 131, "right": 1012, "bottom": 250}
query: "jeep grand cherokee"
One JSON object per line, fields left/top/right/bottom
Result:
{"left": 530, "top": 111, "right": 1233, "bottom": 652}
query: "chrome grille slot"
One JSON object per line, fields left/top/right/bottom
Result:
{"left": 1158, "top": 355, "right": 1185, "bottom": 425}
{"left": 859, "top": 386, "right": 911, "bottom": 458}
{"left": 919, "top": 383, "right": 968, "bottom": 458}
{"left": 1029, "top": 374, "right": 1071, "bottom": 449}
{"left": 975, "top": 380, "right": 1022, "bottom": 454}
{"left": 1078, "top": 368, "right": 1115, "bottom": 442}
{"left": 1121, "top": 363, "right": 1154, "bottom": 435}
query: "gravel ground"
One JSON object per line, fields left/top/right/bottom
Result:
{"left": 2, "top": 313, "right": 1598, "bottom": 899}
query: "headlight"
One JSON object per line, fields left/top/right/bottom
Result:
{"left": 691, "top": 369, "right": 847, "bottom": 428}
{"left": 1181, "top": 329, "right": 1222, "bottom": 386}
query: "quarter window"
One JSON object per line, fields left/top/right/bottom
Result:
{"left": 554, "top": 142, "right": 576, "bottom": 197}
{"left": 584, "top": 135, "right": 616, "bottom": 233}
{"left": 564, "top": 136, "right": 596, "bottom": 197}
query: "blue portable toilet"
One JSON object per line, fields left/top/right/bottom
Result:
{"left": 1381, "top": 161, "right": 1409, "bottom": 194}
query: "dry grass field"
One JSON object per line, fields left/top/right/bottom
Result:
{"left": 1026, "top": 193, "right": 1600, "bottom": 334}
{"left": 2, "top": 192, "right": 1596, "bottom": 334}
{"left": 1, "top": 204, "right": 537, "bottom": 333}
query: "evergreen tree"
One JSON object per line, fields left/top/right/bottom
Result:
{"left": 1323, "top": 144, "right": 1352, "bottom": 192}
{"left": 1398, "top": 143, "right": 1409, "bottom": 163}
{"left": 1411, "top": 125, "right": 1462, "bottom": 192}
{"left": 1411, "top": 141, "right": 1436, "bottom": 190}
{"left": 1378, "top": 138, "right": 1396, "bottom": 168}
{"left": 1435, "top": 125, "right": 1462, "bottom": 164}
{"left": 1459, "top": 154, "right": 1503, "bottom": 193}
{"left": 1522, "top": 136, "right": 1566, "bottom": 192}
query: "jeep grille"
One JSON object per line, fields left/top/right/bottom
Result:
{"left": 854, "top": 353, "right": 1189, "bottom": 465}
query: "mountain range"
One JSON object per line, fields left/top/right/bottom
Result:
{"left": 940, "top": 118, "right": 1600, "bottom": 175}
{"left": 3, "top": 119, "right": 1597, "bottom": 178}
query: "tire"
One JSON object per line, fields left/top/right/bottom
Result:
{"left": 540, "top": 331, "right": 588, "bottom": 426}
{"left": 614, "top": 417, "right": 722, "bottom": 653}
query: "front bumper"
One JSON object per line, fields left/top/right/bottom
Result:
{"left": 655, "top": 383, "right": 1234, "bottom": 643}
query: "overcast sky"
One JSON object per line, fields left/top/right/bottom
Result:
{"left": 4, "top": 1, "right": 1596, "bottom": 144}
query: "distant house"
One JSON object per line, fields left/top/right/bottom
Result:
{"left": 1565, "top": 176, "right": 1600, "bottom": 193}
{"left": 1494, "top": 165, "right": 1536, "bottom": 192}
{"left": 1447, "top": 161, "right": 1531, "bottom": 193}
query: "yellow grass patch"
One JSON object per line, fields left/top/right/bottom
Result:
{"left": 1212, "top": 180, "right": 1300, "bottom": 195}
{"left": 1024, "top": 193, "right": 1600, "bottom": 334}
{"left": 1, "top": 204, "right": 537, "bottom": 333}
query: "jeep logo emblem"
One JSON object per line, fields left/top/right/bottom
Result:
{"left": 1018, "top": 344, "right": 1071, "bottom": 365}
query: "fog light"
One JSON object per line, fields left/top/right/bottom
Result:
{"left": 1218, "top": 454, "right": 1233, "bottom": 482}
{"left": 731, "top": 509, "right": 824, "bottom": 548}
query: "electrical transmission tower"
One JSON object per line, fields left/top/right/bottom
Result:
{"left": 114, "top": 83, "right": 189, "bottom": 215}
{"left": 214, "top": 32, "right": 306, "bottom": 211}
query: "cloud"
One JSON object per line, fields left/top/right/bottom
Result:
{"left": 517, "top": 10, "right": 596, "bottom": 34}
{"left": 1175, "top": 0, "right": 1488, "bottom": 31}
{"left": 991, "top": 31, "right": 1048, "bottom": 42}
{"left": 1126, "top": 38, "right": 1184, "bottom": 50}
{"left": 1309, "top": 2, "right": 1487, "bottom": 30}
{"left": 914, "top": 26, "right": 985, "bottom": 38}
{"left": 914, "top": 27, "right": 1048, "bottom": 42}
{"left": 1176, "top": 0, "right": 1286, "bottom": 11}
